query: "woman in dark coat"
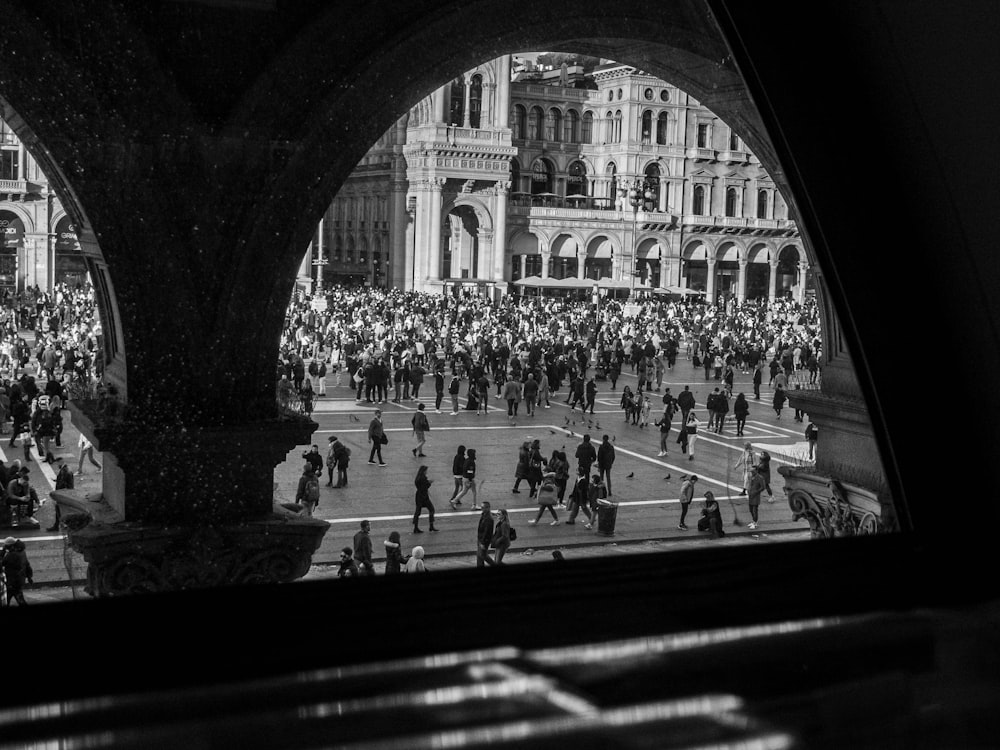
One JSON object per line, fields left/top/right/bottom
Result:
{"left": 526, "top": 439, "right": 546, "bottom": 498}
{"left": 548, "top": 450, "right": 570, "bottom": 506}
{"left": 733, "top": 392, "right": 750, "bottom": 437}
{"left": 448, "top": 445, "right": 466, "bottom": 504}
{"left": 1, "top": 537, "right": 32, "bottom": 605}
{"left": 511, "top": 441, "right": 530, "bottom": 494}
{"left": 772, "top": 384, "right": 787, "bottom": 417}
{"left": 383, "top": 530, "right": 404, "bottom": 574}
{"left": 757, "top": 451, "right": 774, "bottom": 501}
{"left": 697, "top": 491, "right": 725, "bottom": 538}
{"left": 412, "top": 465, "right": 437, "bottom": 533}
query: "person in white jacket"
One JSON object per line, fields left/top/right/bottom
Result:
{"left": 685, "top": 411, "right": 700, "bottom": 461}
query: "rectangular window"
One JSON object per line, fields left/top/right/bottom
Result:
{"left": 697, "top": 124, "right": 709, "bottom": 149}
{"left": 0, "top": 150, "right": 19, "bottom": 181}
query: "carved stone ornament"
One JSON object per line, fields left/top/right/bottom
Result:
{"left": 782, "top": 470, "right": 897, "bottom": 539}
{"left": 68, "top": 514, "right": 330, "bottom": 597}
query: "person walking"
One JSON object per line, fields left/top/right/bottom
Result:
{"left": 75, "top": 433, "right": 102, "bottom": 476}
{"left": 383, "top": 530, "right": 404, "bottom": 574}
{"left": 1, "top": 537, "right": 32, "bottom": 605}
{"left": 522, "top": 373, "right": 538, "bottom": 417}
{"left": 565, "top": 469, "right": 593, "bottom": 527}
{"left": 491, "top": 507, "right": 512, "bottom": 564}
{"left": 735, "top": 442, "right": 758, "bottom": 496}
{"left": 733, "top": 392, "right": 750, "bottom": 437}
{"left": 685, "top": 410, "right": 700, "bottom": 461}
{"left": 757, "top": 451, "right": 774, "bottom": 502}
{"left": 526, "top": 438, "right": 546, "bottom": 498}
{"left": 772, "top": 384, "right": 787, "bottom": 418}
{"left": 714, "top": 389, "right": 729, "bottom": 434}
{"left": 367, "top": 409, "right": 387, "bottom": 466}
{"left": 677, "top": 385, "right": 695, "bottom": 425}
{"left": 537, "top": 369, "right": 551, "bottom": 408}
{"left": 752, "top": 363, "right": 763, "bottom": 400}
{"left": 654, "top": 406, "right": 672, "bottom": 456}
{"left": 806, "top": 420, "right": 818, "bottom": 460}
{"left": 451, "top": 448, "right": 479, "bottom": 509}
{"left": 352, "top": 520, "right": 374, "bottom": 575}
{"left": 476, "top": 502, "right": 496, "bottom": 567}
{"left": 449, "top": 445, "right": 466, "bottom": 504}
{"left": 434, "top": 367, "right": 445, "bottom": 414}
{"left": 575, "top": 433, "right": 597, "bottom": 478}
{"left": 549, "top": 449, "right": 571, "bottom": 507}
{"left": 511, "top": 440, "right": 530, "bottom": 495}
{"left": 677, "top": 474, "right": 697, "bottom": 530}
{"left": 47, "top": 459, "right": 74, "bottom": 531}
{"left": 412, "top": 465, "right": 437, "bottom": 533}
{"left": 527, "top": 471, "right": 560, "bottom": 526}
{"left": 294, "top": 462, "right": 321, "bottom": 517}
{"left": 410, "top": 402, "right": 429, "bottom": 457}
{"left": 476, "top": 371, "right": 490, "bottom": 415}
{"left": 585, "top": 376, "right": 597, "bottom": 415}
{"left": 746, "top": 469, "right": 766, "bottom": 529}
{"left": 448, "top": 372, "right": 461, "bottom": 415}
{"left": 597, "top": 434, "right": 616, "bottom": 495}
{"left": 502, "top": 376, "right": 522, "bottom": 423}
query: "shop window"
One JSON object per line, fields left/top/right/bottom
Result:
{"left": 469, "top": 75, "right": 482, "bottom": 128}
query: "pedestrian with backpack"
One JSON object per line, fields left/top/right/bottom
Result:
{"left": 295, "top": 463, "right": 321, "bottom": 517}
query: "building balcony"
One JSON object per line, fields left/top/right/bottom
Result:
{"left": 719, "top": 149, "right": 748, "bottom": 164}
{"left": 686, "top": 147, "right": 717, "bottom": 161}
{"left": 0, "top": 179, "right": 28, "bottom": 193}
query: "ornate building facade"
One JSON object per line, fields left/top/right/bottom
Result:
{"left": 306, "top": 56, "right": 811, "bottom": 303}
{"left": 0, "top": 120, "right": 88, "bottom": 294}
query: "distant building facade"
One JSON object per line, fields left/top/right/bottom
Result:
{"left": 0, "top": 120, "right": 88, "bottom": 295}
{"left": 305, "top": 55, "right": 810, "bottom": 303}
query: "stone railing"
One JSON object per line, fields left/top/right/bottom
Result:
{"left": 779, "top": 466, "right": 898, "bottom": 538}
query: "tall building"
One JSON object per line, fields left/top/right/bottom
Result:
{"left": 0, "top": 120, "right": 88, "bottom": 294}
{"left": 308, "top": 55, "right": 811, "bottom": 303}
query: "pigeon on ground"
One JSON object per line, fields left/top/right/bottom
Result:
{"left": 612, "top": 435, "right": 616, "bottom": 443}
{"left": 350, "top": 414, "right": 360, "bottom": 423}
{"left": 565, "top": 416, "right": 571, "bottom": 425}
{"left": 595, "top": 422, "right": 601, "bottom": 430}
{"left": 549, "top": 429, "right": 557, "bottom": 435}
{"left": 626, "top": 472, "right": 635, "bottom": 479}
{"left": 663, "top": 474, "right": 671, "bottom": 481}
{"left": 568, "top": 430, "right": 574, "bottom": 437}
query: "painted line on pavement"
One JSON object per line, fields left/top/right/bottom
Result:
{"left": 313, "top": 495, "right": 745, "bottom": 525}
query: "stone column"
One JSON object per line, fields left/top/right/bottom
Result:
{"left": 578, "top": 249, "right": 587, "bottom": 280}
{"left": 659, "top": 178, "right": 669, "bottom": 212}
{"left": 737, "top": 259, "right": 748, "bottom": 302}
{"left": 520, "top": 254, "right": 527, "bottom": 279}
{"left": 433, "top": 87, "right": 448, "bottom": 123}
{"left": 540, "top": 239, "right": 551, "bottom": 278}
{"left": 297, "top": 239, "right": 313, "bottom": 293}
{"left": 477, "top": 229, "right": 493, "bottom": 279}
{"left": 427, "top": 178, "right": 445, "bottom": 286}
{"left": 659, "top": 253, "right": 670, "bottom": 289}
{"left": 403, "top": 195, "right": 416, "bottom": 290}
{"left": 390, "top": 177, "right": 409, "bottom": 290}
{"left": 797, "top": 263, "right": 808, "bottom": 303}
{"left": 706, "top": 258, "right": 717, "bottom": 303}
{"left": 496, "top": 57, "right": 512, "bottom": 129}
{"left": 768, "top": 260, "right": 778, "bottom": 301}
{"left": 462, "top": 76, "right": 472, "bottom": 128}
{"left": 493, "top": 181, "right": 509, "bottom": 283}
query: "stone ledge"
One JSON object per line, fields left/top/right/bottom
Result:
{"left": 67, "top": 514, "right": 330, "bottom": 596}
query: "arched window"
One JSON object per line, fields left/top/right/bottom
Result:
{"left": 605, "top": 111, "right": 614, "bottom": 143}
{"left": 644, "top": 163, "right": 661, "bottom": 208}
{"left": 567, "top": 161, "right": 588, "bottom": 197}
{"left": 725, "top": 187, "right": 739, "bottom": 217}
{"left": 656, "top": 112, "right": 669, "bottom": 145}
{"left": 545, "top": 108, "right": 561, "bottom": 141}
{"left": 757, "top": 189, "right": 769, "bottom": 219}
{"left": 469, "top": 75, "right": 482, "bottom": 128}
{"left": 607, "top": 162, "right": 618, "bottom": 209}
{"left": 513, "top": 105, "right": 526, "bottom": 139}
{"left": 449, "top": 78, "right": 464, "bottom": 126}
{"left": 564, "top": 110, "right": 580, "bottom": 143}
{"left": 641, "top": 110, "right": 653, "bottom": 145}
{"left": 528, "top": 107, "right": 543, "bottom": 140}
{"left": 510, "top": 159, "right": 521, "bottom": 193}
{"left": 531, "top": 160, "right": 553, "bottom": 195}
{"left": 693, "top": 185, "right": 706, "bottom": 215}
{"left": 614, "top": 110, "right": 623, "bottom": 142}
{"left": 581, "top": 111, "right": 594, "bottom": 144}
{"left": 728, "top": 130, "right": 739, "bottom": 151}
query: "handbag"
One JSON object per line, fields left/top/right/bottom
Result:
{"left": 509, "top": 526, "right": 517, "bottom": 541}
{"left": 380, "top": 433, "right": 389, "bottom": 445}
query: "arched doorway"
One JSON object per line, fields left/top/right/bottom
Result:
{"left": 715, "top": 241, "right": 741, "bottom": 301}
{"left": 746, "top": 244, "right": 771, "bottom": 299}
{"left": 585, "top": 236, "right": 614, "bottom": 280}
{"left": 549, "top": 234, "right": 580, "bottom": 279}
{"left": 510, "top": 232, "right": 541, "bottom": 282}
{"left": 682, "top": 241, "right": 710, "bottom": 292}
{"left": 443, "top": 205, "right": 481, "bottom": 279}
{"left": 777, "top": 244, "right": 801, "bottom": 298}
{"left": 636, "top": 237, "right": 661, "bottom": 287}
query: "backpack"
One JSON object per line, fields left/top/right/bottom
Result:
{"left": 304, "top": 477, "right": 320, "bottom": 503}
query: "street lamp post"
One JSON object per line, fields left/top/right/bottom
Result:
{"left": 627, "top": 177, "right": 655, "bottom": 301}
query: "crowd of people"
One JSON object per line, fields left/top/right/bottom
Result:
{"left": 277, "top": 283, "right": 822, "bottom": 574}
